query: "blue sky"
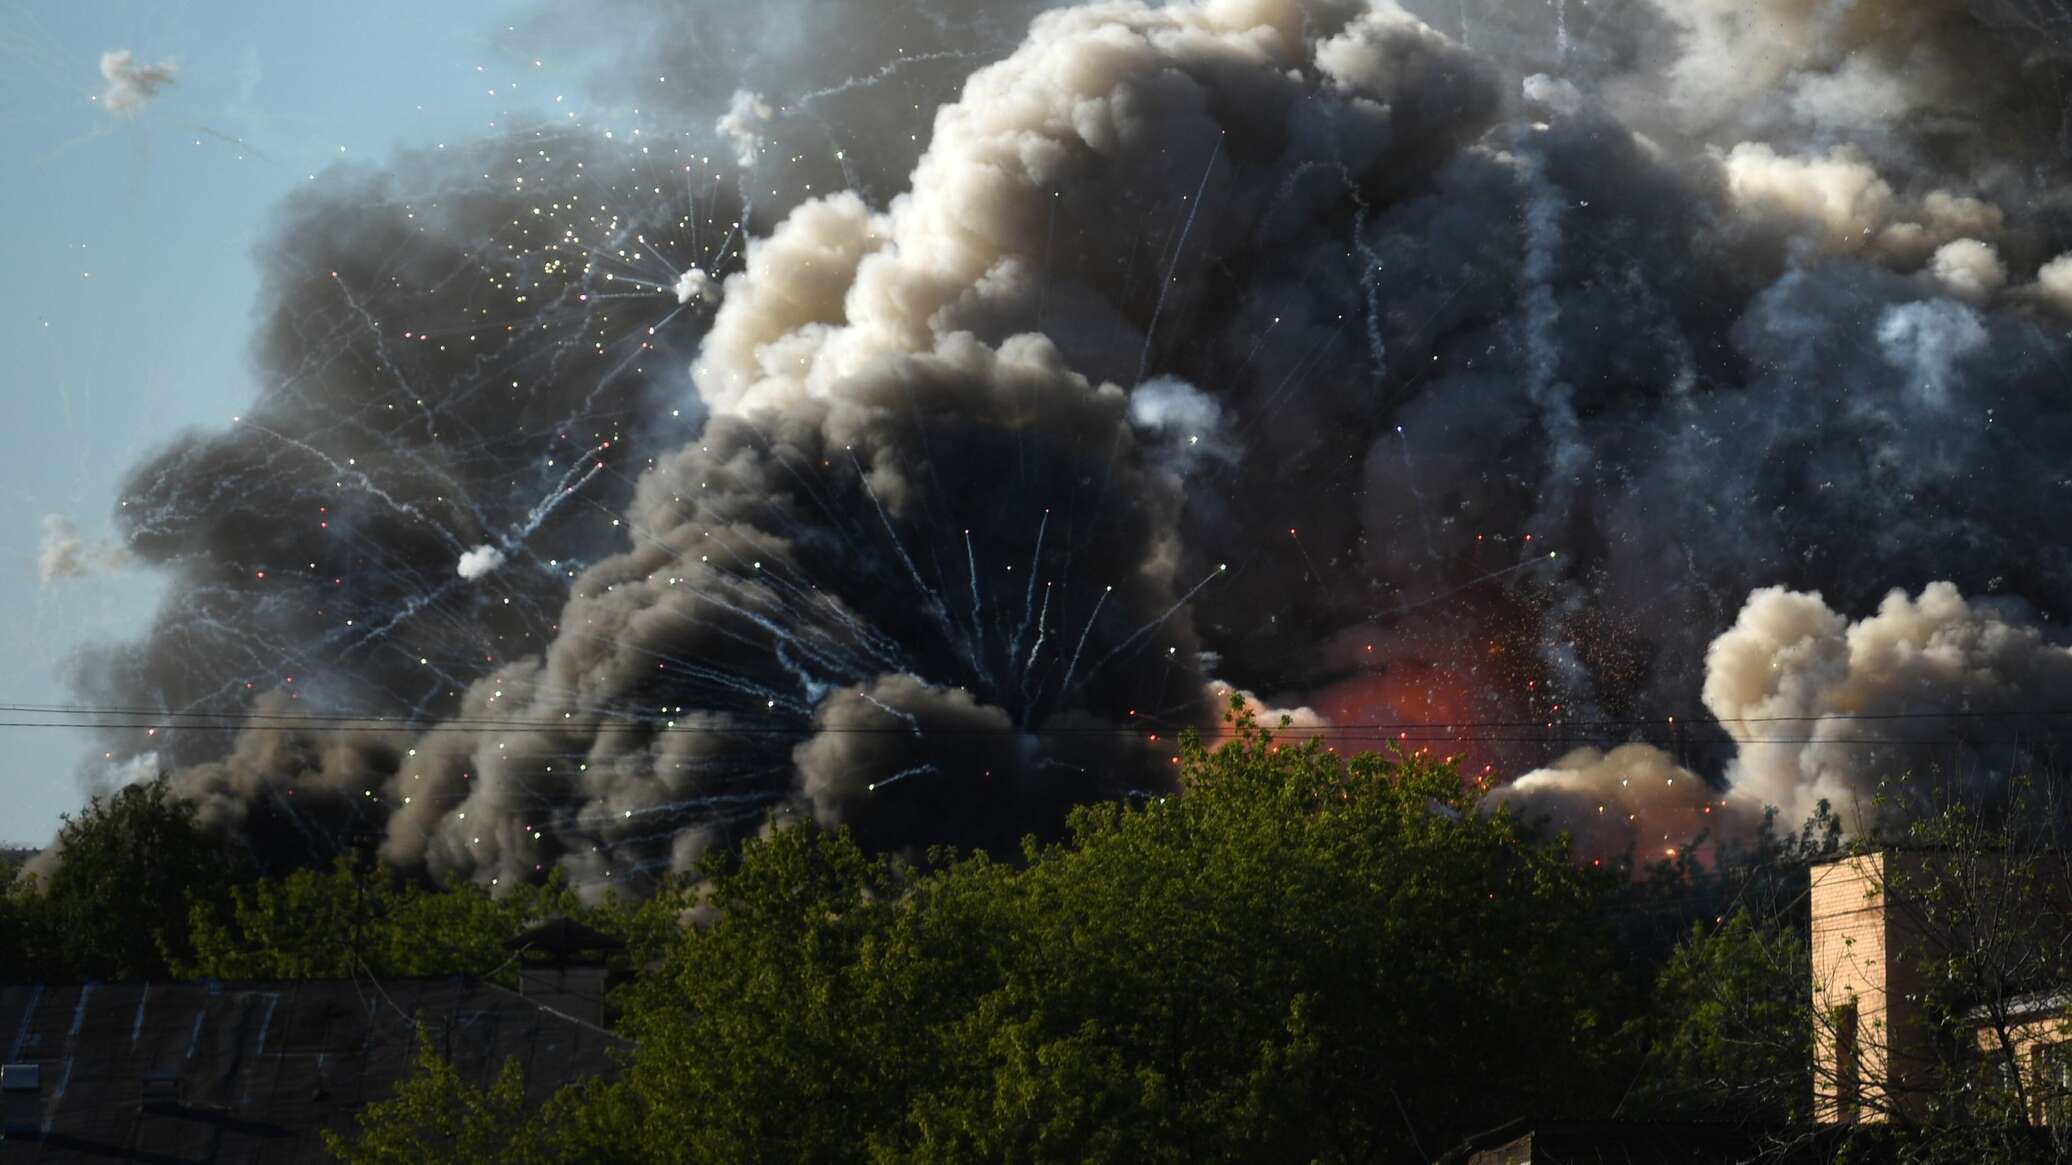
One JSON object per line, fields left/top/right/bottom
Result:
{"left": 0, "top": 1, "right": 601, "bottom": 842}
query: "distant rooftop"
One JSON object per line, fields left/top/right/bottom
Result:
{"left": 0, "top": 974, "right": 617, "bottom": 1162}
{"left": 1432, "top": 1119, "right": 1852, "bottom": 1164}
{"left": 506, "top": 915, "right": 626, "bottom": 960}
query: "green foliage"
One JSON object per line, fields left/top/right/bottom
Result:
{"left": 515, "top": 702, "right": 1627, "bottom": 1165}
{"left": 1859, "top": 782, "right": 2072, "bottom": 1162}
{"left": 1622, "top": 784, "right": 2072, "bottom": 1163}
{"left": 1613, "top": 802, "right": 1839, "bottom": 1127}
{"left": 177, "top": 855, "right": 615, "bottom": 981}
{"left": 0, "top": 855, "right": 28, "bottom": 977}
{"left": 5, "top": 777, "right": 245, "bottom": 978}
{"left": 322, "top": 1029, "right": 547, "bottom": 1165}
{"left": 1630, "top": 911, "right": 1811, "bottom": 1124}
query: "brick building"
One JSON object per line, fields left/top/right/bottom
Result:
{"left": 1439, "top": 848, "right": 2072, "bottom": 1163}
{"left": 1810, "top": 849, "right": 2072, "bottom": 1127}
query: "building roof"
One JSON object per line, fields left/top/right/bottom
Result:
{"left": 0, "top": 975, "right": 618, "bottom": 1162}
{"left": 505, "top": 915, "right": 626, "bottom": 958}
{"left": 1431, "top": 1119, "right": 1843, "bottom": 1165}
{"left": 1964, "top": 988, "right": 2072, "bottom": 1024}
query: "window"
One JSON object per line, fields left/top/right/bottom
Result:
{"left": 2034, "top": 1042, "right": 2072, "bottom": 1127}
{"left": 1833, "top": 1003, "right": 1861, "bottom": 1122}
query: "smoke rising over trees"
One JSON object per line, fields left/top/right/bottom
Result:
{"left": 53, "top": 0, "right": 2072, "bottom": 882}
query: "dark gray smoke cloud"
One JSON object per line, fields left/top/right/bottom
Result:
{"left": 63, "top": 129, "right": 731, "bottom": 865}
{"left": 62, "top": 0, "right": 2072, "bottom": 886}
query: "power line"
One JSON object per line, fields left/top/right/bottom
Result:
{"left": 2, "top": 700, "right": 2071, "bottom": 737}
{"left": 0, "top": 721, "right": 2056, "bottom": 750}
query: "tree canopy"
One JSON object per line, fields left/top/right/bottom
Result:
{"left": 3, "top": 777, "right": 245, "bottom": 978}
{"left": 329, "top": 705, "right": 1635, "bottom": 1164}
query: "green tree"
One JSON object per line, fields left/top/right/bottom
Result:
{"left": 11, "top": 777, "right": 245, "bottom": 978}
{"left": 600, "top": 817, "right": 927, "bottom": 1162}
{"left": 0, "top": 853, "right": 30, "bottom": 978}
{"left": 886, "top": 714, "right": 1624, "bottom": 1165}
{"left": 179, "top": 855, "right": 617, "bottom": 981}
{"left": 1617, "top": 803, "right": 1840, "bottom": 1128}
{"left": 1853, "top": 782, "right": 2072, "bottom": 1164}
{"left": 1625, "top": 782, "right": 2072, "bottom": 1164}
{"left": 1630, "top": 911, "right": 1811, "bottom": 1124}
{"left": 323, "top": 1030, "right": 546, "bottom": 1165}
{"left": 532, "top": 701, "right": 1628, "bottom": 1165}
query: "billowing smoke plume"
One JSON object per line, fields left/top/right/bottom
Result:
{"left": 1708, "top": 583, "right": 2072, "bottom": 829}
{"left": 67, "top": 131, "right": 726, "bottom": 812}
{"left": 64, "top": 0, "right": 2072, "bottom": 887}
{"left": 1501, "top": 583, "right": 2072, "bottom": 861}
{"left": 1501, "top": 744, "right": 1728, "bottom": 866}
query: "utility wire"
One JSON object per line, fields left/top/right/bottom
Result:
{"left": 0, "top": 700, "right": 2068, "bottom": 738}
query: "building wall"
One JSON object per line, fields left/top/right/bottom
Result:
{"left": 1973, "top": 1011, "right": 2072, "bottom": 1124}
{"left": 1810, "top": 852, "right": 1937, "bottom": 1123}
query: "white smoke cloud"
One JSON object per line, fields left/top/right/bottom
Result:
{"left": 104, "top": 750, "right": 162, "bottom": 789}
{"left": 1721, "top": 143, "right": 1894, "bottom": 250}
{"left": 1783, "top": 55, "right": 1918, "bottom": 133}
{"left": 1204, "top": 681, "right": 1328, "bottom": 737}
{"left": 1652, "top": 0, "right": 1975, "bottom": 138}
{"left": 38, "top": 515, "right": 133, "bottom": 584}
{"left": 456, "top": 544, "right": 506, "bottom": 580}
{"left": 716, "top": 90, "right": 773, "bottom": 167}
{"left": 1707, "top": 582, "right": 2072, "bottom": 829}
{"left": 1130, "top": 377, "right": 1238, "bottom": 471}
{"left": 673, "top": 267, "right": 717, "bottom": 305}
{"left": 1521, "top": 73, "right": 1583, "bottom": 116}
{"left": 99, "top": 50, "right": 176, "bottom": 114}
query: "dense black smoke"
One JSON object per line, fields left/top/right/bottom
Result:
{"left": 63, "top": 131, "right": 727, "bottom": 852}
{"left": 58, "top": 0, "right": 2072, "bottom": 887}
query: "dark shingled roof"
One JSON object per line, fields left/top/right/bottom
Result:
{"left": 0, "top": 973, "right": 618, "bottom": 1162}
{"left": 1430, "top": 1119, "right": 1873, "bottom": 1165}
{"left": 505, "top": 916, "right": 626, "bottom": 958}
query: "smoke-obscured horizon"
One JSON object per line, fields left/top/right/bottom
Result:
{"left": 55, "top": 0, "right": 2072, "bottom": 886}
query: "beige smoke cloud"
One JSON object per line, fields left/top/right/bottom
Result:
{"left": 1719, "top": 143, "right": 2005, "bottom": 268}
{"left": 2022, "top": 252, "right": 2072, "bottom": 315}
{"left": 1502, "top": 582, "right": 2072, "bottom": 857}
{"left": 99, "top": 50, "right": 176, "bottom": 114}
{"left": 1498, "top": 743, "right": 1737, "bottom": 865}
{"left": 1650, "top": 0, "right": 2071, "bottom": 142}
{"left": 37, "top": 515, "right": 133, "bottom": 584}
{"left": 1708, "top": 581, "right": 2072, "bottom": 829}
